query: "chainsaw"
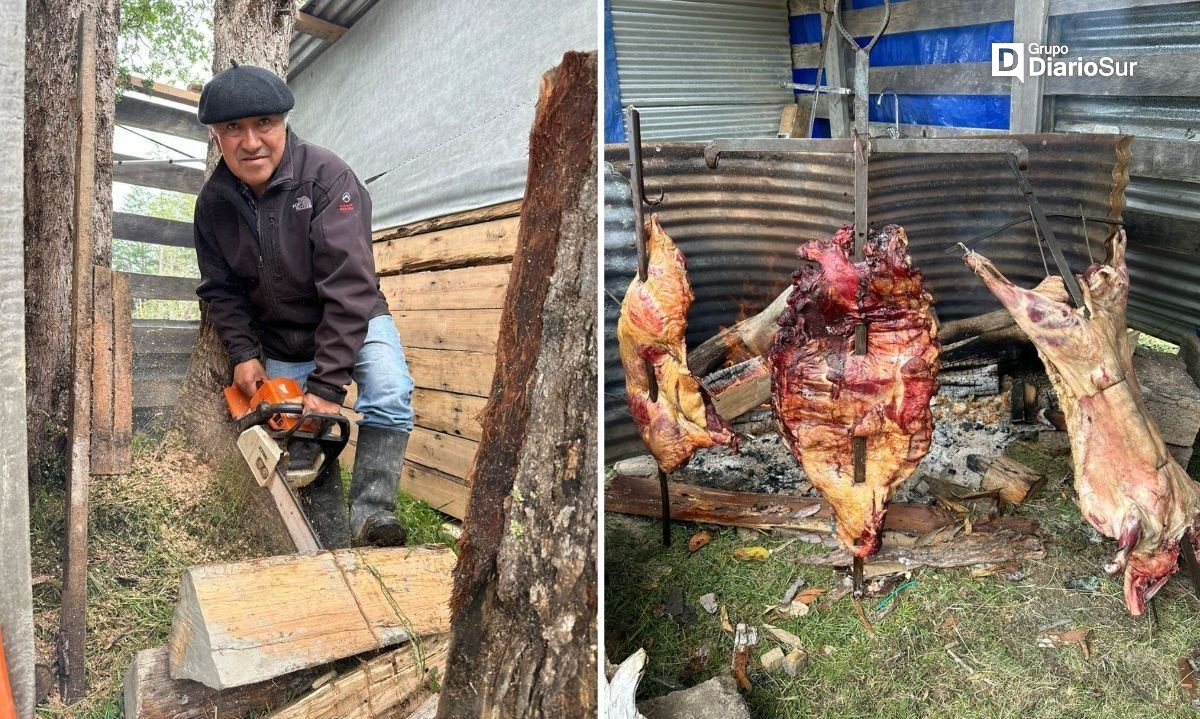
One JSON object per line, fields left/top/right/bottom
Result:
{"left": 224, "top": 377, "right": 350, "bottom": 551}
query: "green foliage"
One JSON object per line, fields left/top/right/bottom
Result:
{"left": 118, "top": 0, "right": 212, "bottom": 87}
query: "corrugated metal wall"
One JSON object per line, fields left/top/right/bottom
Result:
{"left": 609, "top": 0, "right": 795, "bottom": 140}
{"left": 1053, "top": 2, "right": 1200, "bottom": 341}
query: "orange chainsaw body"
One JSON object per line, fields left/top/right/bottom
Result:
{"left": 224, "top": 377, "right": 307, "bottom": 432}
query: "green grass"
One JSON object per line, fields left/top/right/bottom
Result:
{"left": 31, "top": 436, "right": 454, "bottom": 718}
{"left": 605, "top": 443, "right": 1200, "bottom": 718}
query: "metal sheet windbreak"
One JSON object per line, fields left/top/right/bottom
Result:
{"left": 604, "top": 134, "right": 1130, "bottom": 462}
{"left": 1056, "top": 2, "right": 1200, "bottom": 55}
{"left": 610, "top": 0, "right": 795, "bottom": 140}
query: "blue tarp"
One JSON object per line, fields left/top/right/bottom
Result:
{"left": 604, "top": 0, "right": 625, "bottom": 143}
{"left": 789, "top": 8, "right": 1012, "bottom": 130}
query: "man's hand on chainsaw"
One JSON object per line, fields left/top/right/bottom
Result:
{"left": 233, "top": 359, "right": 268, "bottom": 399}
{"left": 303, "top": 393, "right": 343, "bottom": 416}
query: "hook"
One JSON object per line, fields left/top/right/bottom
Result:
{"left": 876, "top": 87, "right": 900, "bottom": 138}
{"left": 625, "top": 106, "right": 665, "bottom": 282}
{"left": 833, "top": 0, "right": 891, "bottom": 53}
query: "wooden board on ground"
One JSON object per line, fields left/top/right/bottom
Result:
{"left": 91, "top": 267, "right": 132, "bottom": 474}
{"left": 374, "top": 217, "right": 520, "bottom": 276}
{"left": 606, "top": 473, "right": 957, "bottom": 536}
{"left": 401, "top": 463, "right": 470, "bottom": 519}
{"left": 122, "top": 646, "right": 316, "bottom": 719}
{"left": 392, "top": 309, "right": 502, "bottom": 353}
{"left": 381, "top": 263, "right": 512, "bottom": 312}
{"left": 167, "top": 546, "right": 454, "bottom": 690}
{"left": 265, "top": 636, "right": 446, "bottom": 719}
{"left": 406, "top": 348, "right": 495, "bottom": 398}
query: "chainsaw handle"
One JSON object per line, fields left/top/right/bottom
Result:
{"left": 278, "top": 411, "right": 352, "bottom": 467}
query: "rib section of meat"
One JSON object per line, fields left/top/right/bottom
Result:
{"left": 963, "top": 228, "right": 1200, "bottom": 615}
{"left": 618, "top": 215, "right": 737, "bottom": 473}
{"left": 770, "top": 225, "right": 940, "bottom": 557}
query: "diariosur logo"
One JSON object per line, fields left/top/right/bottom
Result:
{"left": 992, "top": 42, "right": 1137, "bottom": 81}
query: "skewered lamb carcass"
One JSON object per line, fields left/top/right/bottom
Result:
{"left": 770, "top": 224, "right": 940, "bottom": 557}
{"left": 963, "top": 228, "right": 1200, "bottom": 615}
{"left": 618, "top": 214, "right": 738, "bottom": 473}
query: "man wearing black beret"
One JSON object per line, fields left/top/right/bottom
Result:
{"left": 193, "top": 61, "right": 413, "bottom": 548}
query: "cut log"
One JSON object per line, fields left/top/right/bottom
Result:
{"left": 605, "top": 473, "right": 956, "bottom": 536}
{"left": 265, "top": 636, "right": 447, "bottom": 719}
{"left": 938, "top": 364, "right": 1000, "bottom": 398}
{"left": 406, "top": 695, "right": 440, "bottom": 719}
{"left": 703, "top": 356, "right": 770, "bottom": 420}
{"left": 938, "top": 308, "right": 1018, "bottom": 344}
{"left": 122, "top": 646, "right": 316, "bottom": 719}
{"left": 980, "top": 455, "right": 1045, "bottom": 505}
{"left": 687, "top": 287, "right": 790, "bottom": 377}
{"left": 168, "top": 547, "right": 454, "bottom": 690}
{"left": 791, "top": 516, "right": 1045, "bottom": 569}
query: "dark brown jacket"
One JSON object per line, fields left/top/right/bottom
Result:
{"left": 193, "top": 129, "right": 389, "bottom": 404}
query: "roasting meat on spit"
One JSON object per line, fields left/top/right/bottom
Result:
{"left": 770, "top": 224, "right": 940, "bottom": 557}
{"left": 963, "top": 228, "right": 1200, "bottom": 615}
{"left": 618, "top": 215, "right": 738, "bottom": 473}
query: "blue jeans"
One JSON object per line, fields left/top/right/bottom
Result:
{"left": 264, "top": 315, "right": 415, "bottom": 433}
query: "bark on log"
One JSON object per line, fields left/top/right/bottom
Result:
{"left": 437, "top": 51, "right": 597, "bottom": 718}
{"left": 24, "top": 0, "right": 117, "bottom": 482}
{"left": 265, "top": 637, "right": 447, "bottom": 719}
{"left": 167, "top": 547, "right": 454, "bottom": 690}
{"left": 605, "top": 474, "right": 957, "bottom": 536}
{"left": 169, "top": 0, "right": 293, "bottom": 460}
{"left": 122, "top": 646, "right": 316, "bottom": 719}
{"left": 791, "top": 517, "right": 1045, "bottom": 568}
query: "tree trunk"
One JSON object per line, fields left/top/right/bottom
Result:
{"left": 437, "top": 51, "right": 597, "bottom": 718}
{"left": 23, "top": 0, "right": 117, "bottom": 482}
{"left": 169, "top": 0, "right": 293, "bottom": 458}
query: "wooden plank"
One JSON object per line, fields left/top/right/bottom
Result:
{"left": 113, "top": 153, "right": 204, "bottom": 195}
{"left": 112, "top": 272, "right": 133, "bottom": 473}
{"left": 406, "top": 695, "right": 439, "bottom": 719}
{"left": 412, "top": 388, "right": 486, "bottom": 441}
{"left": 0, "top": 0, "right": 32, "bottom": 713}
{"left": 372, "top": 200, "right": 522, "bottom": 241}
{"left": 406, "top": 348, "right": 495, "bottom": 397}
{"left": 820, "top": 4, "right": 850, "bottom": 137}
{"left": 167, "top": 547, "right": 455, "bottom": 690}
{"left": 392, "top": 309, "right": 502, "bottom": 353}
{"left": 817, "top": 0, "right": 1014, "bottom": 40}
{"left": 401, "top": 463, "right": 470, "bottom": 519}
{"left": 294, "top": 12, "right": 347, "bottom": 43}
{"left": 122, "top": 646, "right": 316, "bottom": 719}
{"left": 1009, "top": 0, "right": 1049, "bottom": 133}
{"left": 114, "top": 212, "right": 193, "bottom": 248}
{"left": 90, "top": 267, "right": 116, "bottom": 474}
{"left": 1049, "top": 0, "right": 1196, "bottom": 15}
{"left": 264, "top": 637, "right": 446, "bottom": 719}
{"left": 1044, "top": 53, "right": 1200, "bottom": 98}
{"left": 381, "top": 263, "right": 511, "bottom": 312}
{"left": 373, "top": 217, "right": 519, "bottom": 276}
{"left": 408, "top": 427, "right": 478, "bottom": 481}
{"left": 132, "top": 320, "right": 199, "bottom": 355}
{"left": 115, "top": 93, "right": 207, "bottom": 143}
{"left": 121, "top": 74, "right": 201, "bottom": 106}
{"left": 61, "top": 10, "right": 97, "bottom": 702}
{"left": 606, "top": 474, "right": 957, "bottom": 536}
{"left": 862, "top": 62, "right": 1007, "bottom": 96}
{"left": 122, "top": 271, "right": 199, "bottom": 301}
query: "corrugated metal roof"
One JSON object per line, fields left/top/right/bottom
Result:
{"left": 611, "top": 0, "right": 794, "bottom": 140}
{"left": 288, "top": 0, "right": 385, "bottom": 80}
{"left": 603, "top": 134, "right": 1131, "bottom": 461}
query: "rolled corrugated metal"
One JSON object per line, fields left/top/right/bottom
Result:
{"left": 604, "top": 134, "right": 1131, "bottom": 462}
{"left": 610, "top": 0, "right": 794, "bottom": 140}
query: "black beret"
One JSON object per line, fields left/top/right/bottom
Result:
{"left": 198, "top": 61, "right": 294, "bottom": 125}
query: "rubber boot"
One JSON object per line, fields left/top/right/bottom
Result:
{"left": 298, "top": 458, "right": 351, "bottom": 549}
{"left": 350, "top": 425, "right": 409, "bottom": 547}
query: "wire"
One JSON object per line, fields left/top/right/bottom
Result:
{"left": 117, "top": 123, "right": 201, "bottom": 159}
{"left": 944, "top": 213, "right": 1125, "bottom": 254}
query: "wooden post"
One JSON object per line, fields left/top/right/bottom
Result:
{"left": 60, "top": 9, "right": 98, "bottom": 703}
{"left": 0, "top": 0, "right": 32, "bottom": 715}
{"left": 821, "top": 0, "right": 851, "bottom": 138}
{"left": 90, "top": 267, "right": 132, "bottom": 474}
{"left": 1009, "top": 0, "right": 1050, "bottom": 133}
